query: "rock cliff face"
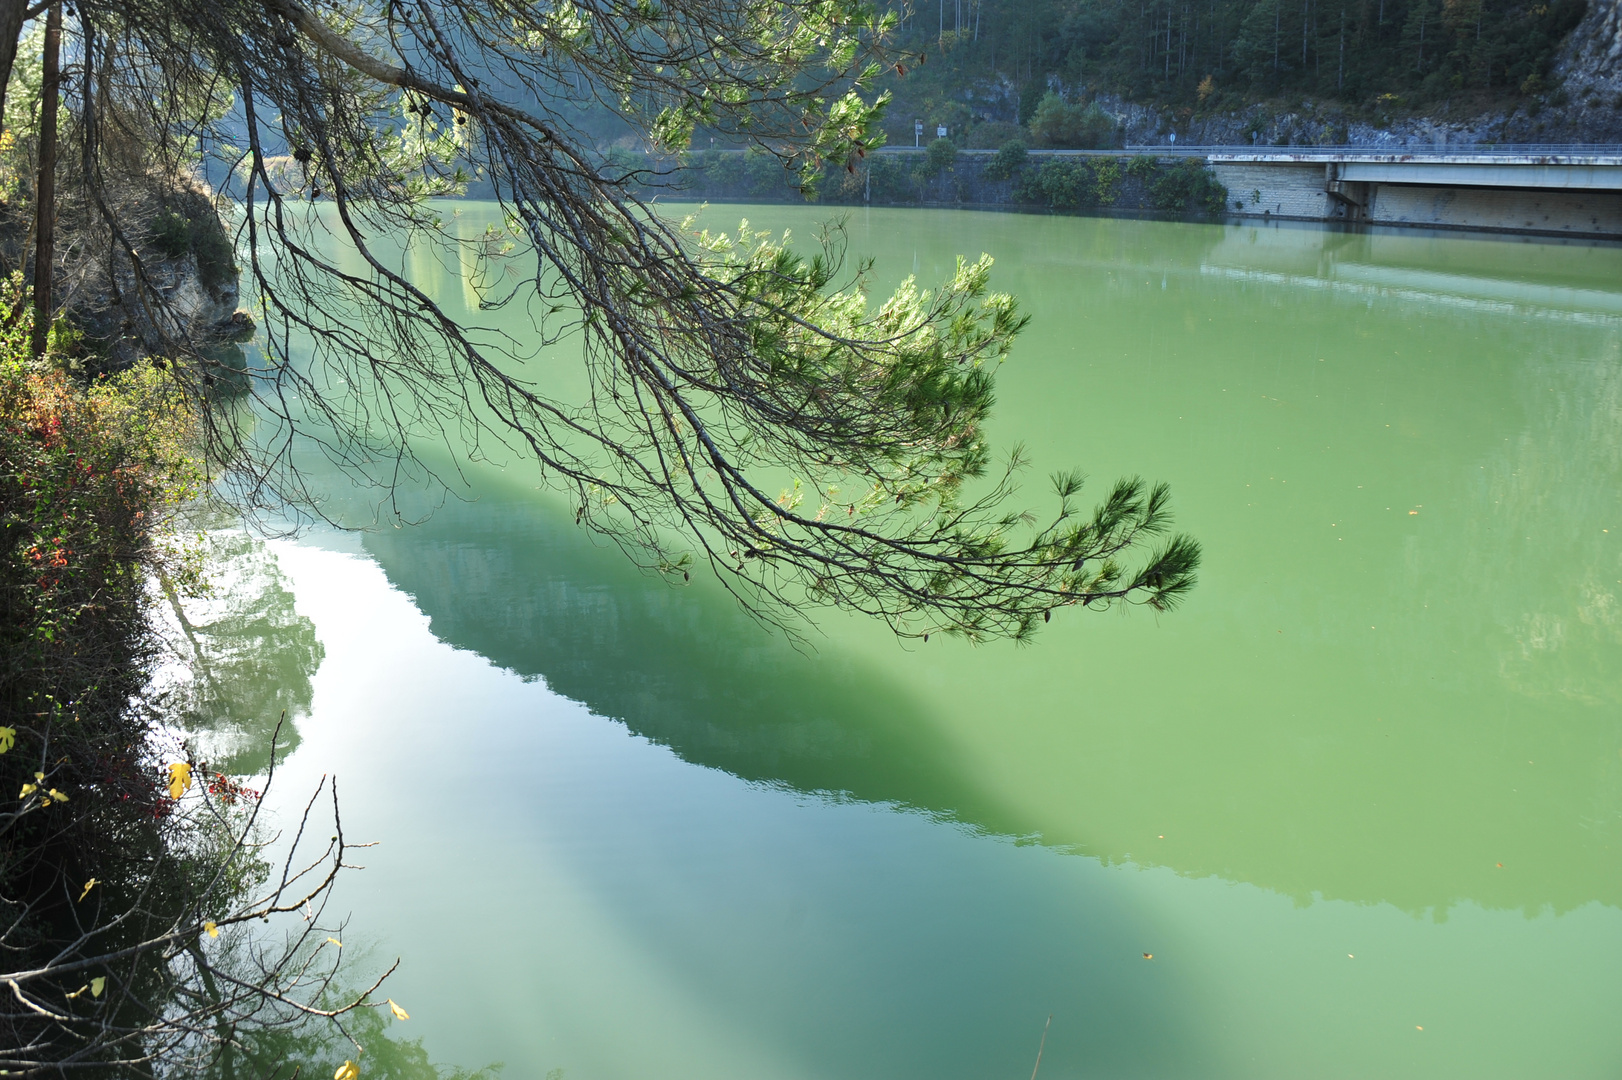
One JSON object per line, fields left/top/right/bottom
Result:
{"left": 84, "top": 181, "right": 252, "bottom": 376}
{"left": 1546, "top": 0, "right": 1622, "bottom": 139}
{"left": 1097, "top": 90, "right": 1521, "bottom": 147}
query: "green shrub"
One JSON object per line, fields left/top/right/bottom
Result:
{"left": 1148, "top": 158, "right": 1229, "bottom": 214}
{"left": 920, "top": 137, "right": 958, "bottom": 178}
{"left": 1027, "top": 94, "right": 1116, "bottom": 149}
{"left": 983, "top": 140, "right": 1029, "bottom": 181}
{"left": 151, "top": 211, "right": 191, "bottom": 259}
{"left": 0, "top": 268, "right": 205, "bottom": 870}
{"left": 1022, "top": 158, "right": 1098, "bottom": 209}
{"left": 1092, "top": 160, "right": 1123, "bottom": 204}
{"left": 688, "top": 149, "right": 799, "bottom": 199}
{"left": 1125, "top": 155, "right": 1161, "bottom": 181}
{"left": 192, "top": 219, "right": 237, "bottom": 289}
{"left": 149, "top": 206, "right": 238, "bottom": 289}
{"left": 1017, "top": 81, "right": 1046, "bottom": 126}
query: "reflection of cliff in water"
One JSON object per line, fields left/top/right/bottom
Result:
{"left": 359, "top": 489, "right": 1029, "bottom": 836}
{"left": 155, "top": 530, "right": 324, "bottom": 774}
{"left": 357, "top": 476, "right": 1622, "bottom": 919}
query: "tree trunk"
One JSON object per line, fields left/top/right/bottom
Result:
{"left": 1338, "top": 5, "right": 1346, "bottom": 90}
{"left": 0, "top": 0, "right": 29, "bottom": 125}
{"left": 30, "top": 2, "right": 59, "bottom": 360}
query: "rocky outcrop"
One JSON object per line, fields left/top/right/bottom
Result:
{"left": 1098, "top": 90, "right": 1519, "bottom": 147}
{"left": 1544, "top": 0, "right": 1622, "bottom": 139}
{"left": 80, "top": 179, "right": 254, "bottom": 379}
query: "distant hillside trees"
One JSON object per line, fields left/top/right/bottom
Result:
{"left": 880, "top": 0, "right": 1585, "bottom": 116}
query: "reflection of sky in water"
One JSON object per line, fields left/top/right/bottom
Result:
{"left": 202, "top": 208, "right": 1622, "bottom": 1079}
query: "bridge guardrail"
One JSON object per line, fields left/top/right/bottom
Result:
{"left": 877, "top": 143, "right": 1622, "bottom": 158}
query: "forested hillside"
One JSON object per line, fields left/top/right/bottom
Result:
{"left": 870, "top": 0, "right": 1594, "bottom": 142}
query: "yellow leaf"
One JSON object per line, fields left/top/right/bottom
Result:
{"left": 204, "top": 921, "right": 219, "bottom": 938}
{"left": 167, "top": 762, "right": 191, "bottom": 800}
{"left": 326, "top": 936, "right": 343, "bottom": 948}
{"left": 388, "top": 998, "right": 410, "bottom": 1020}
{"left": 0, "top": 727, "right": 14, "bottom": 753}
{"left": 47, "top": 789, "right": 67, "bottom": 804}
{"left": 78, "top": 878, "right": 98, "bottom": 902}
{"left": 18, "top": 783, "right": 35, "bottom": 798}
{"left": 89, "top": 976, "right": 104, "bottom": 998}
{"left": 335, "top": 1061, "right": 359, "bottom": 1080}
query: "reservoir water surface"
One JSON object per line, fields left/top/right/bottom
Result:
{"left": 185, "top": 206, "right": 1622, "bottom": 1079}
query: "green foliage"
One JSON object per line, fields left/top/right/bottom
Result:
{"left": 689, "top": 148, "right": 801, "bottom": 198}
{"left": 1018, "top": 80, "right": 1048, "bottom": 125}
{"left": 73, "top": 0, "right": 1198, "bottom": 646}
{"left": 1092, "top": 159, "right": 1123, "bottom": 203}
{"left": 1148, "top": 157, "right": 1230, "bottom": 213}
{"left": 148, "top": 202, "right": 239, "bottom": 289}
{"left": 686, "top": 219, "right": 1024, "bottom": 506}
{"left": 1, "top": 289, "right": 203, "bottom": 723}
{"left": 1022, "top": 157, "right": 1098, "bottom": 208}
{"left": 1015, "top": 155, "right": 1224, "bottom": 215}
{"left": 1125, "top": 155, "right": 1162, "bottom": 181}
{"left": 152, "top": 211, "right": 192, "bottom": 259}
{"left": 983, "top": 139, "right": 1029, "bottom": 181}
{"left": 3, "top": 20, "right": 42, "bottom": 136}
{"left": 920, "top": 136, "right": 958, "bottom": 177}
{"left": 227, "top": 992, "right": 503, "bottom": 1080}
{"left": 0, "top": 271, "right": 224, "bottom": 1058}
{"left": 0, "top": 290, "right": 204, "bottom": 783}
{"left": 1027, "top": 93, "right": 1117, "bottom": 148}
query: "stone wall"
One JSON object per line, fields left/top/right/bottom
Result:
{"left": 1209, "top": 163, "right": 1333, "bottom": 219}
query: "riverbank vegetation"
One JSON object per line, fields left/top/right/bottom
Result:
{"left": 0, "top": 290, "right": 408, "bottom": 1073}
{"left": 643, "top": 144, "right": 1228, "bottom": 216}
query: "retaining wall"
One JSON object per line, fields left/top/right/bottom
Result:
{"left": 1210, "top": 163, "right": 1332, "bottom": 219}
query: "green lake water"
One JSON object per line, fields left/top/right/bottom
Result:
{"left": 190, "top": 206, "right": 1622, "bottom": 1078}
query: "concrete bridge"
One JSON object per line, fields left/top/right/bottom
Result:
{"left": 1185, "top": 145, "right": 1622, "bottom": 238}
{"left": 882, "top": 143, "right": 1622, "bottom": 237}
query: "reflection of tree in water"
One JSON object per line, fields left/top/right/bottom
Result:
{"left": 219, "top": 992, "right": 502, "bottom": 1080}
{"left": 153, "top": 531, "right": 324, "bottom": 774}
